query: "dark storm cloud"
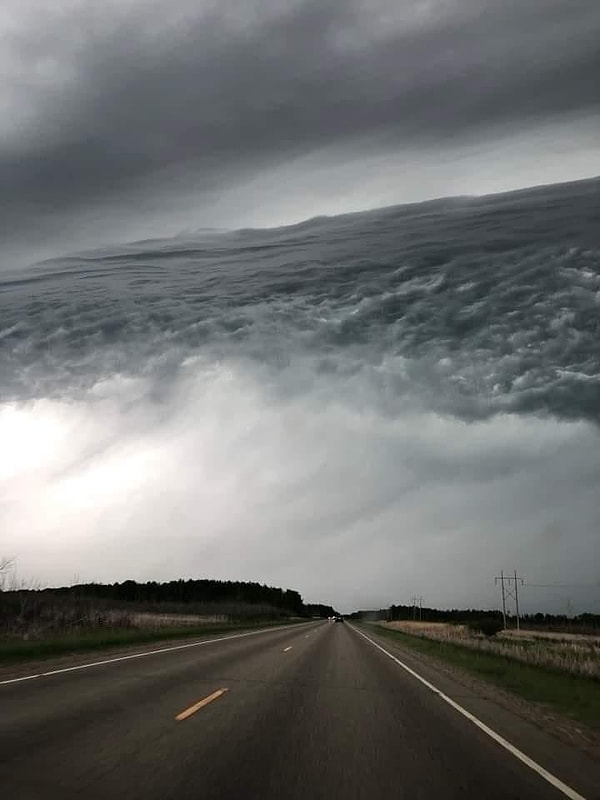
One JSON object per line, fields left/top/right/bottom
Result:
{"left": 1, "top": 0, "right": 599, "bottom": 247}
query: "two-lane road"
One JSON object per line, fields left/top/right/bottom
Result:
{"left": 1, "top": 621, "right": 598, "bottom": 799}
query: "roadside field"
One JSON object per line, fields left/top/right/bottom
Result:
{"left": 370, "top": 622, "right": 600, "bottom": 729}
{"left": 381, "top": 621, "right": 600, "bottom": 679}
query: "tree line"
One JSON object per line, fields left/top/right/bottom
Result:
{"left": 46, "top": 579, "right": 305, "bottom": 614}
{"left": 39, "top": 578, "right": 338, "bottom": 618}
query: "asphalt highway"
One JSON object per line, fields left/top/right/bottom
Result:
{"left": 1, "top": 621, "right": 598, "bottom": 799}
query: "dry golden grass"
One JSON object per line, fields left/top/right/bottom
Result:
{"left": 385, "top": 621, "right": 465, "bottom": 636}
{"left": 503, "top": 628, "right": 600, "bottom": 645}
{"left": 381, "top": 621, "right": 600, "bottom": 679}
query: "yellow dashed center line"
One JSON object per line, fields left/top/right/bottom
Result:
{"left": 175, "top": 688, "right": 228, "bottom": 721}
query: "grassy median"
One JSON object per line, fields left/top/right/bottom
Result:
{"left": 363, "top": 623, "right": 600, "bottom": 729}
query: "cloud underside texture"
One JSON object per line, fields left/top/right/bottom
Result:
{"left": 3, "top": 363, "right": 600, "bottom": 612}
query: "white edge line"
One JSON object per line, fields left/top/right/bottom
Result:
{"left": 0, "top": 623, "right": 306, "bottom": 687}
{"left": 350, "top": 625, "right": 587, "bottom": 800}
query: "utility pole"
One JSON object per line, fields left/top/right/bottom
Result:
{"left": 514, "top": 569, "right": 521, "bottom": 632}
{"left": 495, "top": 570, "right": 507, "bottom": 629}
{"left": 495, "top": 570, "right": 524, "bottom": 630}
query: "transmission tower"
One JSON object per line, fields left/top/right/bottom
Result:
{"left": 494, "top": 570, "right": 523, "bottom": 630}
{"left": 410, "top": 595, "right": 423, "bottom": 621}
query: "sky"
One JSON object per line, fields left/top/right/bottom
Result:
{"left": 1, "top": 0, "right": 599, "bottom": 267}
{"left": 1, "top": 1, "right": 600, "bottom": 615}
{"left": 3, "top": 364, "right": 599, "bottom": 614}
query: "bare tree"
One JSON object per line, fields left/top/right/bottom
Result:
{"left": 0, "top": 556, "right": 15, "bottom": 591}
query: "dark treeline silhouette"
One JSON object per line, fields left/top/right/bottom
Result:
{"left": 47, "top": 579, "right": 306, "bottom": 615}
{"left": 0, "top": 576, "right": 340, "bottom": 640}
{"left": 305, "top": 603, "right": 337, "bottom": 618}
{"left": 347, "top": 606, "right": 505, "bottom": 623}
{"left": 385, "top": 605, "right": 504, "bottom": 623}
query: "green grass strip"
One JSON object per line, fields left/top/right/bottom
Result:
{"left": 0, "top": 619, "right": 303, "bottom": 664}
{"left": 363, "top": 624, "right": 600, "bottom": 729}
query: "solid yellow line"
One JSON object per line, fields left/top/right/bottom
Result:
{"left": 175, "top": 688, "right": 228, "bottom": 721}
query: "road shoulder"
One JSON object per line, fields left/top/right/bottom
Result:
{"left": 354, "top": 623, "right": 600, "bottom": 800}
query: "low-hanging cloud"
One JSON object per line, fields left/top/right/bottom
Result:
{"left": 2, "top": 355, "right": 599, "bottom": 612}
{"left": 1, "top": 0, "right": 599, "bottom": 262}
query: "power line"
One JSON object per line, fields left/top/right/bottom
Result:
{"left": 524, "top": 583, "right": 599, "bottom": 589}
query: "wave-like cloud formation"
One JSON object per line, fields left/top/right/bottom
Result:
{"left": 1, "top": 179, "right": 599, "bottom": 610}
{"left": 2, "top": 178, "right": 599, "bottom": 422}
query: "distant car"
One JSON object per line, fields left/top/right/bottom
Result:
{"left": 334, "top": 615, "right": 344, "bottom": 623}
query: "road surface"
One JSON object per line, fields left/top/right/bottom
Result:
{"left": 1, "top": 621, "right": 598, "bottom": 799}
